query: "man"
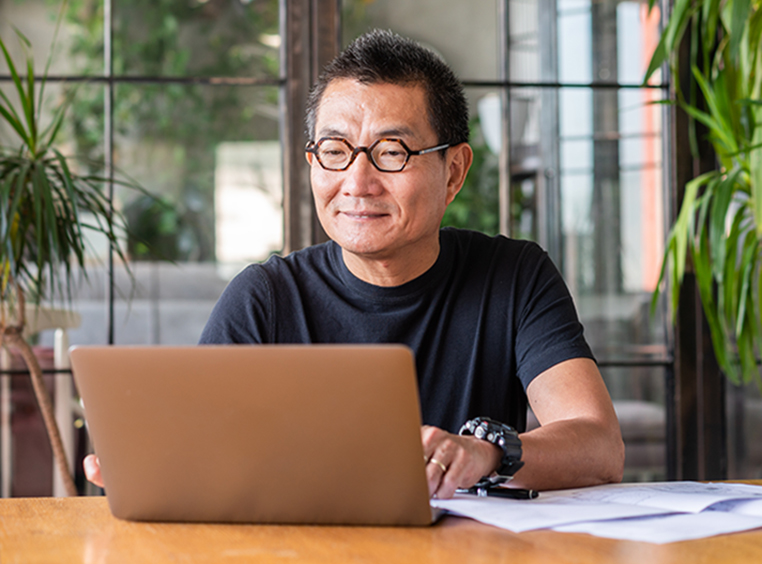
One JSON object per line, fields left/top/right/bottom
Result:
{"left": 86, "top": 30, "right": 623, "bottom": 498}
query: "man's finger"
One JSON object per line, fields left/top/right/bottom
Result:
{"left": 83, "top": 454, "right": 105, "bottom": 488}
{"left": 425, "top": 455, "right": 447, "bottom": 497}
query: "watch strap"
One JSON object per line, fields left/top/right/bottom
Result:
{"left": 459, "top": 417, "right": 524, "bottom": 479}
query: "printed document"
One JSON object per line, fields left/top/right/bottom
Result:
{"left": 430, "top": 481, "right": 762, "bottom": 543}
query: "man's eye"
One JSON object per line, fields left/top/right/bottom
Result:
{"left": 377, "top": 146, "right": 406, "bottom": 159}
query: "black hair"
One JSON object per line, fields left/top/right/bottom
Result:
{"left": 305, "top": 29, "right": 469, "bottom": 147}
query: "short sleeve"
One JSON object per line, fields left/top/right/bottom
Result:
{"left": 512, "top": 244, "right": 595, "bottom": 388}
{"left": 198, "top": 265, "right": 273, "bottom": 344}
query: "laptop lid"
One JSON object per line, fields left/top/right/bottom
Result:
{"left": 70, "top": 344, "right": 437, "bottom": 526}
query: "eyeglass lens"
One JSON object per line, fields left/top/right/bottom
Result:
{"left": 315, "top": 139, "right": 408, "bottom": 172}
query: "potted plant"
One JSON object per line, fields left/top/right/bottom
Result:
{"left": 1, "top": 21, "right": 136, "bottom": 494}
{"left": 646, "top": 0, "right": 762, "bottom": 390}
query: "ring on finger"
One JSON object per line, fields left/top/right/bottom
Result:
{"left": 429, "top": 457, "right": 447, "bottom": 474}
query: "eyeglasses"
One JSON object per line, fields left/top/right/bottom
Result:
{"left": 305, "top": 137, "right": 450, "bottom": 173}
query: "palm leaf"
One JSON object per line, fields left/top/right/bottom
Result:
{"left": 0, "top": 38, "right": 30, "bottom": 144}
{"left": 0, "top": 24, "right": 147, "bottom": 307}
{"left": 648, "top": 0, "right": 762, "bottom": 389}
{"left": 11, "top": 27, "right": 37, "bottom": 152}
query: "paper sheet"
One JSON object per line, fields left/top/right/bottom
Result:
{"left": 554, "top": 512, "right": 762, "bottom": 544}
{"left": 707, "top": 498, "right": 762, "bottom": 517}
{"left": 430, "top": 494, "right": 672, "bottom": 533}
{"left": 430, "top": 481, "right": 762, "bottom": 542}
{"left": 547, "top": 481, "right": 762, "bottom": 513}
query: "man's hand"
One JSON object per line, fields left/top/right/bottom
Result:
{"left": 421, "top": 425, "right": 502, "bottom": 499}
{"left": 83, "top": 454, "right": 105, "bottom": 488}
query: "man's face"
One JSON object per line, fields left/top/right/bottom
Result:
{"left": 309, "top": 79, "right": 467, "bottom": 265}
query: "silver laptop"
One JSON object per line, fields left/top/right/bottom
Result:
{"left": 70, "top": 344, "right": 440, "bottom": 525}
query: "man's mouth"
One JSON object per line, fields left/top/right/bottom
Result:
{"left": 341, "top": 210, "right": 389, "bottom": 219}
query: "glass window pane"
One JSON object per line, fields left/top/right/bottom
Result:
{"left": 561, "top": 139, "right": 593, "bottom": 171}
{"left": 113, "top": 0, "right": 279, "bottom": 78}
{"left": 557, "top": 88, "right": 666, "bottom": 353}
{"left": 111, "top": 83, "right": 281, "bottom": 345}
{"left": 617, "top": 1, "right": 662, "bottom": 86}
{"left": 341, "top": 0, "right": 500, "bottom": 81}
{"left": 556, "top": 0, "right": 662, "bottom": 86}
{"left": 558, "top": 1, "right": 592, "bottom": 83}
{"left": 619, "top": 88, "right": 662, "bottom": 137}
{"left": 560, "top": 89, "right": 593, "bottom": 137}
{"left": 509, "top": 0, "right": 540, "bottom": 83}
{"left": 602, "top": 366, "right": 666, "bottom": 482}
{"left": 0, "top": 0, "right": 104, "bottom": 76}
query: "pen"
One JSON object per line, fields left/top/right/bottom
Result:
{"left": 458, "top": 486, "right": 539, "bottom": 500}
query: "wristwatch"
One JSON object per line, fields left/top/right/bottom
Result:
{"left": 459, "top": 417, "right": 524, "bottom": 483}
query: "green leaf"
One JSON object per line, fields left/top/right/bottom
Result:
{"left": 0, "top": 36, "right": 30, "bottom": 144}
{"left": 730, "top": 0, "right": 752, "bottom": 63}
{"left": 654, "top": 170, "right": 718, "bottom": 338}
{"left": 736, "top": 322, "right": 755, "bottom": 385}
{"left": 7, "top": 161, "right": 30, "bottom": 261}
{"left": 38, "top": 100, "right": 69, "bottom": 154}
{"left": 51, "top": 150, "right": 86, "bottom": 260}
{"left": 644, "top": 32, "right": 668, "bottom": 85}
{"left": 30, "top": 165, "right": 46, "bottom": 287}
{"left": 691, "top": 66, "right": 739, "bottom": 154}
{"left": 703, "top": 0, "right": 722, "bottom": 52}
{"left": 735, "top": 230, "right": 758, "bottom": 337}
{"left": 11, "top": 27, "right": 37, "bottom": 151}
{"left": 692, "top": 220, "right": 734, "bottom": 378}
{"left": 650, "top": 242, "right": 670, "bottom": 317}
{"left": 709, "top": 172, "right": 739, "bottom": 279}
{"left": 722, "top": 202, "right": 750, "bottom": 325}
{"left": 748, "top": 9, "right": 762, "bottom": 99}
{"left": 665, "top": 0, "right": 697, "bottom": 54}
{"left": 0, "top": 95, "right": 28, "bottom": 143}
{"left": 751, "top": 104, "right": 762, "bottom": 234}
{"left": 644, "top": 0, "right": 697, "bottom": 86}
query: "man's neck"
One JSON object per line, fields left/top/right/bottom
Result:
{"left": 341, "top": 240, "right": 441, "bottom": 288}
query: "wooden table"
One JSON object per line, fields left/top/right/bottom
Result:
{"left": 2, "top": 492, "right": 762, "bottom": 564}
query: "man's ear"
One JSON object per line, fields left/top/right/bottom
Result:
{"left": 445, "top": 143, "right": 474, "bottom": 206}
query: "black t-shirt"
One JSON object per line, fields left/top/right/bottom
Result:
{"left": 199, "top": 228, "right": 594, "bottom": 433}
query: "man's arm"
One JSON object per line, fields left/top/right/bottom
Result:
{"left": 511, "top": 357, "right": 624, "bottom": 490}
{"left": 422, "top": 357, "right": 623, "bottom": 498}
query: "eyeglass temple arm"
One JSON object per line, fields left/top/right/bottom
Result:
{"left": 412, "top": 143, "right": 450, "bottom": 156}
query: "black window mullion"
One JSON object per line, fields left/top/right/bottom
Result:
{"left": 104, "top": 0, "right": 115, "bottom": 346}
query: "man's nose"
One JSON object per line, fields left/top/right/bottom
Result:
{"left": 341, "top": 151, "right": 382, "bottom": 196}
